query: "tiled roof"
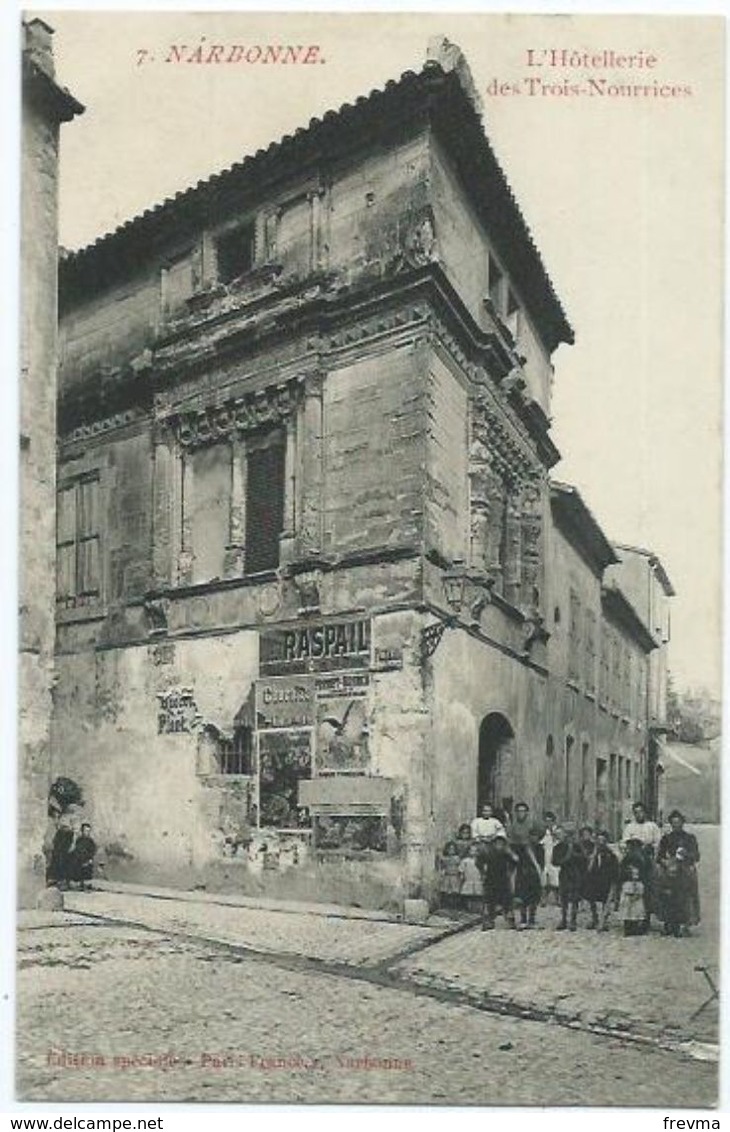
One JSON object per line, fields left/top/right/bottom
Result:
{"left": 60, "top": 61, "right": 573, "bottom": 350}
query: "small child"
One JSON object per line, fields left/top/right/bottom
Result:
{"left": 455, "top": 824, "right": 473, "bottom": 859}
{"left": 459, "top": 844, "right": 484, "bottom": 912}
{"left": 618, "top": 865, "right": 646, "bottom": 936}
{"left": 438, "top": 841, "right": 463, "bottom": 909}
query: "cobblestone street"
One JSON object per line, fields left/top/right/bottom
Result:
{"left": 17, "top": 921, "right": 716, "bottom": 1107}
{"left": 15, "top": 827, "right": 719, "bottom": 1107}
{"left": 398, "top": 828, "right": 720, "bottom": 1046}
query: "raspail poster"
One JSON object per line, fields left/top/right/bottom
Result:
{"left": 9, "top": 4, "right": 725, "bottom": 1114}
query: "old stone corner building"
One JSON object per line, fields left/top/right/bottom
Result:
{"left": 20, "top": 18, "right": 83, "bottom": 905}
{"left": 53, "top": 41, "right": 673, "bottom": 911}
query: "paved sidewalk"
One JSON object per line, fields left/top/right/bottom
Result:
{"left": 397, "top": 826, "right": 720, "bottom": 1046}
{"left": 62, "top": 889, "right": 452, "bottom": 967}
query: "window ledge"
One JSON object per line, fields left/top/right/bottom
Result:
{"left": 198, "top": 774, "right": 255, "bottom": 785}
{"left": 147, "top": 571, "right": 278, "bottom": 601}
{"left": 56, "top": 604, "right": 107, "bottom": 626}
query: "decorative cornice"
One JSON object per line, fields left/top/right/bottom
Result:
{"left": 58, "top": 264, "right": 560, "bottom": 465}
{"left": 166, "top": 378, "right": 302, "bottom": 449}
{"left": 60, "top": 406, "right": 149, "bottom": 446}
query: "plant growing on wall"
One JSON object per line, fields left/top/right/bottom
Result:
{"left": 48, "top": 776, "right": 84, "bottom": 816}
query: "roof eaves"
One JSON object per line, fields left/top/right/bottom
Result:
{"left": 614, "top": 542, "right": 676, "bottom": 597}
{"left": 23, "top": 56, "right": 85, "bottom": 121}
{"left": 550, "top": 481, "right": 619, "bottom": 575}
{"left": 601, "top": 582, "right": 658, "bottom": 653}
{"left": 59, "top": 60, "right": 571, "bottom": 350}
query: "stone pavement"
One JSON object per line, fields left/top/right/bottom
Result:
{"left": 16, "top": 921, "right": 717, "bottom": 1106}
{"left": 61, "top": 889, "right": 452, "bottom": 967}
{"left": 43, "top": 824, "right": 719, "bottom": 1048}
{"left": 398, "top": 825, "right": 719, "bottom": 1047}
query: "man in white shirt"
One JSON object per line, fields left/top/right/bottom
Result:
{"left": 471, "top": 803, "right": 506, "bottom": 842}
{"left": 622, "top": 801, "right": 661, "bottom": 854}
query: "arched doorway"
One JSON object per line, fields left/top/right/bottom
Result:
{"left": 478, "top": 713, "right": 516, "bottom": 816}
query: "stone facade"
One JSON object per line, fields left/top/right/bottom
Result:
{"left": 19, "top": 20, "right": 83, "bottom": 906}
{"left": 52, "top": 48, "right": 670, "bottom": 909}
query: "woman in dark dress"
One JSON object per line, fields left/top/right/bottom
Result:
{"left": 657, "top": 810, "right": 701, "bottom": 927}
{"left": 47, "top": 820, "right": 74, "bottom": 889}
{"left": 512, "top": 830, "right": 544, "bottom": 929}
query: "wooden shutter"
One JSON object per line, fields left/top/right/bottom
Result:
{"left": 245, "top": 433, "right": 285, "bottom": 574}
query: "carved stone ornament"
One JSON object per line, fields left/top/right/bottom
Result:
{"left": 170, "top": 380, "right": 301, "bottom": 450}
{"left": 294, "top": 571, "right": 322, "bottom": 615}
{"left": 143, "top": 598, "right": 169, "bottom": 636}
{"left": 404, "top": 209, "right": 438, "bottom": 269}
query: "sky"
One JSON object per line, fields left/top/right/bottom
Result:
{"left": 35, "top": 9, "right": 725, "bottom": 697}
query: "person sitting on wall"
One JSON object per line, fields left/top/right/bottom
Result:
{"left": 480, "top": 834, "right": 518, "bottom": 931}
{"left": 470, "top": 803, "right": 506, "bottom": 843}
{"left": 69, "top": 823, "right": 97, "bottom": 891}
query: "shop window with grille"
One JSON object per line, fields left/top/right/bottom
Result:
{"left": 56, "top": 473, "right": 102, "bottom": 610}
{"left": 220, "top": 727, "right": 253, "bottom": 776}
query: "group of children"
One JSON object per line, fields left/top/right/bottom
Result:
{"left": 437, "top": 803, "right": 701, "bottom": 937}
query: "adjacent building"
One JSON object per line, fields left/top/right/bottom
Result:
{"left": 52, "top": 44, "right": 672, "bottom": 910}
{"left": 19, "top": 19, "right": 83, "bottom": 905}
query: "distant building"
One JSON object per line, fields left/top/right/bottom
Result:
{"left": 661, "top": 739, "right": 720, "bottom": 825}
{"left": 19, "top": 19, "right": 83, "bottom": 905}
{"left": 52, "top": 44, "right": 672, "bottom": 909}
{"left": 607, "top": 544, "right": 675, "bottom": 817}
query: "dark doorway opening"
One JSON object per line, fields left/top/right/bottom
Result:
{"left": 477, "top": 713, "right": 515, "bottom": 817}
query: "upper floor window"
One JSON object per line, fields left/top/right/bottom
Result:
{"left": 506, "top": 288, "right": 521, "bottom": 339}
{"left": 161, "top": 247, "right": 202, "bottom": 319}
{"left": 57, "top": 472, "right": 101, "bottom": 610}
{"left": 488, "top": 253, "right": 505, "bottom": 314}
{"left": 568, "top": 588, "right": 582, "bottom": 683}
{"left": 584, "top": 608, "right": 597, "bottom": 695}
{"left": 244, "top": 430, "right": 286, "bottom": 574}
{"left": 182, "top": 427, "right": 286, "bottom": 585}
{"left": 216, "top": 222, "right": 256, "bottom": 284}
